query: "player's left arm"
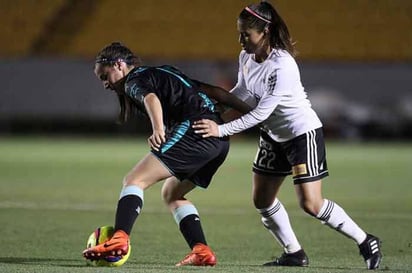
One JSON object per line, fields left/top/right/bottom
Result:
{"left": 143, "top": 93, "right": 166, "bottom": 151}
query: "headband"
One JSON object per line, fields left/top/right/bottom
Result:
{"left": 245, "top": 6, "right": 271, "bottom": 24}
{"left": 95, "top": 57, "right": 132, "bottom": 65}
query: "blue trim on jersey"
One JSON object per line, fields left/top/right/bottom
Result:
{"left": 198, "top": 92, "right": 215, "bottom": 112}
{"left": 126, "top": 66, "right": 149, "bottom": 82}
{"left": 119, "top": 185, "right": 144, "bottom": 203}
{"left": 134, "top": 66, "right": 149, "bottom": 73}
{"left": 173, "top": 204, "right": 199, "bottom": 224}
{"left": 161, "top": 120, "right": 190, "bottom": 153}
{"left": 156, "top": 67, "right": 192, "bottom": 88}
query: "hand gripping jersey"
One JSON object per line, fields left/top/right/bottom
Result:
{"left": 219, "top": 49, "right": 322, "bottom": 142}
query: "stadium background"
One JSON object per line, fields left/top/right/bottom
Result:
{"left": 1, "top": 0, "right": 412, "bottom": 140}
{"left": 1, "top": 2, "right": 412, "bottom": 272}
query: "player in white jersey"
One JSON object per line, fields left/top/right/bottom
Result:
{"left": 193, "top": 1, "right": 382, "bottom": 270}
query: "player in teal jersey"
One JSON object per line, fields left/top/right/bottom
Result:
{"left": 83, "top": 42, "right": 251, "bottom": 266}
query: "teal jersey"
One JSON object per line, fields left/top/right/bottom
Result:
{"left": 124, "top": 65, "right": 218, "bottom": 130}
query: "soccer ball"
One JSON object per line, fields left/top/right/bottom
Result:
{"left": 85, "top": 225, "right": 131, "bottom": 267}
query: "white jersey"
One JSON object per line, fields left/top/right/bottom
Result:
{"left": 218, "top": 49, "right": 322, "bottom": 142}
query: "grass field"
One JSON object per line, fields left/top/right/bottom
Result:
{"left": 0, "top": 137, "right": 411, "bottom": 273}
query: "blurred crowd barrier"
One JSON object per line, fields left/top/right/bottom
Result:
{"left": 1, "top": 0, "right": 411, "bottom": 140}
{"left": 1, "top": 59, "right": 411, "bottom": 140}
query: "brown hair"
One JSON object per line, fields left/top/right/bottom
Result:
{"left": 95, "top": 42, "right": 142, "bottom": 124}
{"left": 239, "top": 1, "right": 295, "bottom": 56}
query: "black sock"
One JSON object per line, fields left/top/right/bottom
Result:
{"left": 114, "top": 195, "right": 143, "bottom": 235}
{"left": 179, "top": 214, "right": 207, "bottom": 249}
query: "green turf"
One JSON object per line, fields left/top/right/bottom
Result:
{"left": 0, "top": 137, "right": 411, "bottom": 273}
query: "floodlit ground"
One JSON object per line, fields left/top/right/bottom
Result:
{"left": 0, "top": 137, "right": 411, "bottom": 273}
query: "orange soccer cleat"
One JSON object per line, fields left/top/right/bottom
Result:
{"left": 83, "top": 229, "right": 129, "bottom": 260}
{"left": 176, "top": 243, "right": 217, "bottom": 266}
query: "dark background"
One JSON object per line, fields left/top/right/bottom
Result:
{"left": 1, "top": 0, "right": 411, "bottom": 140}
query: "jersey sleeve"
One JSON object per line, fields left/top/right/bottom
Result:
{"left": 230, "top": 51, "right": 258, "bottom": 107}
{"left": 218, "top": 89, "right": 282, "bottom": 137}
{"left": 125, "top": 72, "right": 156, "bottom": 105}
{"left": 218, "top": 63, "right": 284, "bottom": 137}
{"left": 217, "top": 55, "right": 301, "bottom": 137}
{"left": 268, "top": 56, "right": 300, "bottom": 95}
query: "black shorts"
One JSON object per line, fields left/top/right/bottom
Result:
{"left": 151, "top": 120, "right": 230, "bottom": 188}
{"left": 253, "top": 128, "right": 329, "bottom": 184}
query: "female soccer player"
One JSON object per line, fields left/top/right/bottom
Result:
{"left": 82, "top": 42, "right": 251, "bottom": 266}
{"left": 193, "top": 1, "right": 382, "bottom": 270}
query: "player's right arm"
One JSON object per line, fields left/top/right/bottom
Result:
{"left": 143, "top": 93, "right": 166, "bottom": 151}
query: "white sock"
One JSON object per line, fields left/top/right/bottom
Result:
{"left": 317, "top": 199, "right": 367, "bottom": 244}
{"left": 258, "top": 199, "right": 302, "bottom": 253}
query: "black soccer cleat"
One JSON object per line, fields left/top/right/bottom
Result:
{"left": 359, "top": 233, "right": 382, "bottom": 270}
{"left": 263, "top": 249, "right": 309, "bottom": 267}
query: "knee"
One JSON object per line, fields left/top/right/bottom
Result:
{"left": 122, "top": 174, "right": 149, "bottom": 190}
{"left": 122, "top": 174, "right": 132, "bottom": 187}
{"left": 253, "top": 196, "right": 273, "bottom": 210}
{"left": 252, "top": 191, "right": 277, "bottom": 209}
{"left": 299, "top": 199, "right": 323, "bottom": 217}
{"left": 161, "top": 182, "right": 183, "bottom": 205}
{"left": 161, "top": 184, "right": 173, "bottom": 204}
{"left": 160, "top": 186, "right": 168, "bottom": 205}
{"left": 122, "top": 174, "right": 140, "bottom": 187}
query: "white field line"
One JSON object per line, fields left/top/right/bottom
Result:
{"left": 0, "top": 201, "right": 411, "bottom": 220}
